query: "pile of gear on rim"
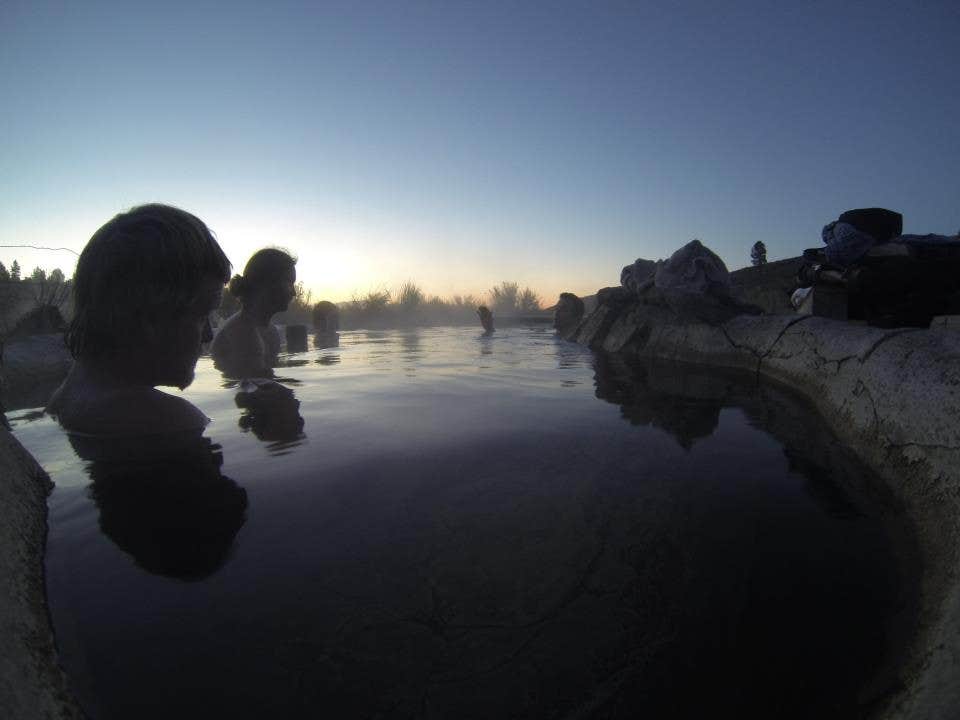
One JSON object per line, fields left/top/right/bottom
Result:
{"left": 793, "top": 207, "right": 960, "bottom": 328}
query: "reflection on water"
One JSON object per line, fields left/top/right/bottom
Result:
{"left": 591, "top": 353, "right": 889, "bottom": 521}
{"left": 71, "top": 432, "right": 247, "bottom": 581}
{"left": 235, "top": 379, "right": 305, "bottom": 453}
{"left": 399, "top": 329, "right": 423, "bottom": 375}
{"left": 593, "top": 354, "right": 725, "bottom": 449}
{"left": 15, "top": 327, "right": 916, "bottom": 719}
{"left": 313, "top": 331, "right": 339, "bottom": 349}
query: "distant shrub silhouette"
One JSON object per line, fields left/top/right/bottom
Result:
{"left": 252, "top": 280, "right": 548, "bottom": 331}
{"left": 451, "top": 294, "right": 480, "bottom": 310}
{"left": 517, "top": 287, "right": 542, "bottom": 312}
{"left": 360, "top": 288, "right": 391, "bottom": 313}
{"left": 489, "top": 281, "right": 541, "bottom": 313}
{"left": 489, "top": 281, "right": 519, "bottom": 313}
{"left": 751, "top": 241, "right": 768, "bottom": 266}
{"left": 398, "top": 281, "right": 424, "bottom": 310}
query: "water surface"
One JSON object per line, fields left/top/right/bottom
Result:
{"left": 12, "top": 326, "right": 917, "bottom": 719}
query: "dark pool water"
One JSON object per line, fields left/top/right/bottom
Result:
{"left": 11, "top": 326, "right": 917, "bottom": 719}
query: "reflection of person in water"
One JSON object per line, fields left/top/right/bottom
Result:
{"left": 212, "top": 248, "right": 297, "bottom": 378}
{"left": 73, "top": 432, "right": 248, "bottom": 581}
{"left": 477, "top": 305, "right": 494, "bottom": 334}
{"left": 47, "top": 204, "right": 231, "bottom": 435}
{"left": 235, "top": 379, "right": 305, "bottom": 443}
{"left": 592, "top": 354, "right": 722, "bottom": 450}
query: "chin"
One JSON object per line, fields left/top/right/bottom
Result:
{"left": 168, "top": 365, "right": 196, "bottom": 390}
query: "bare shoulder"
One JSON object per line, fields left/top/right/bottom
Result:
{"left": 48, "top": 380, "right": 208, "bottom": 436}
{"left": 133, "top": 389, "right": 210, "bottom": 432}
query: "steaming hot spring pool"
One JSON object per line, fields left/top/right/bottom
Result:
{"left": 11, "top": 326, "right": 917, "bottom": 719}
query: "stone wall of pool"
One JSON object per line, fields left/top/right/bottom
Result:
{"left": 0, "top": 430, "right": 81, "bottom": 719}
{"left": 559, "top": 296, "right": 960, "bottom": 719}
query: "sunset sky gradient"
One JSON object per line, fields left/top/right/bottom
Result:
{"left": 2, "top": 1, "right": 958, "bottom": 303}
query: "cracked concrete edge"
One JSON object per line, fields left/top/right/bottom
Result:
{"left": 0, "top": 430, "right": 84, "bottom": 720}
{"left": 758, "top": 319, "right": 960, "bottom": 720}
{"left": 568, "top": 302, "right": 960, "bottom": 719}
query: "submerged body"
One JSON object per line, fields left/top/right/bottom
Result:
{"left": 211, "top": 313, "right": 282, "bottom": 378}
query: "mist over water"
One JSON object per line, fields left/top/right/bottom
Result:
{"left": 13, "top": 327, "right": 916, "bottom": 719}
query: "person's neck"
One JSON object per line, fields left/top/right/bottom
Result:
{"left": 240, "top": 303, "right": 274, "bottom": 327}
{"left": 77, "top": 355, "right": 156, "bottom": 389}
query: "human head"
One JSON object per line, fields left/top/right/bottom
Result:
{"left": 228, "top": 248, "right": 297, "bottom": 313}
{"left": 312, "top": 300, "right": 340, "bottom": 333}
{"left": 66, "top": 204, "right": 231, "bottom": 387}
{"left": 477, "top": 305, "right": 494, "bottom": 333}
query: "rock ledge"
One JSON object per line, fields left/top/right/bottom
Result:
{"left": 0, "top": 430, "right": 82, "bottom": 719}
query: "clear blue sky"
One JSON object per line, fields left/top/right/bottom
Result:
{"left": 2, "top": 0, "right": 958, "bottom": 302}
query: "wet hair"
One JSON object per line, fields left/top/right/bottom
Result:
{"left": 66, "top": 204, "right": 231, "bottom": 360}
{"left": 228, "top": 248, "right": 297, "bottom": 302}
{"left": 312, "top": 300, "right": 340, "bottom": 332}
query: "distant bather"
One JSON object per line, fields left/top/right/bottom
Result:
{"left": 313, "top": 300, "right": 340, "bottom": 334}
{"left": 477, "top": 305, "right": 494, "bottom": 334}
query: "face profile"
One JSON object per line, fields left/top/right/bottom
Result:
{"left": 154, "top": 276, "right": 223, "bottom": 389}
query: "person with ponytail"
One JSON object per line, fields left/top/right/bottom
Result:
{"left": 211, "top": 248, "right": 297, "bottom": 378}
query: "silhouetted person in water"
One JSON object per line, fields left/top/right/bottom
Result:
{"left": 477, "top": 305, "right": 494, "bottom": 334}
{"left": 313, "top": 300, "right": 340, "bottom": 348}
{"left": 313, "top": 300, "right": 340, "bottom": 333}
{"left": 47, "top": 204, "right": 231, "bottom": 435}
{"left": 212, "top": 248, "right": 297, "bottom": 378}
